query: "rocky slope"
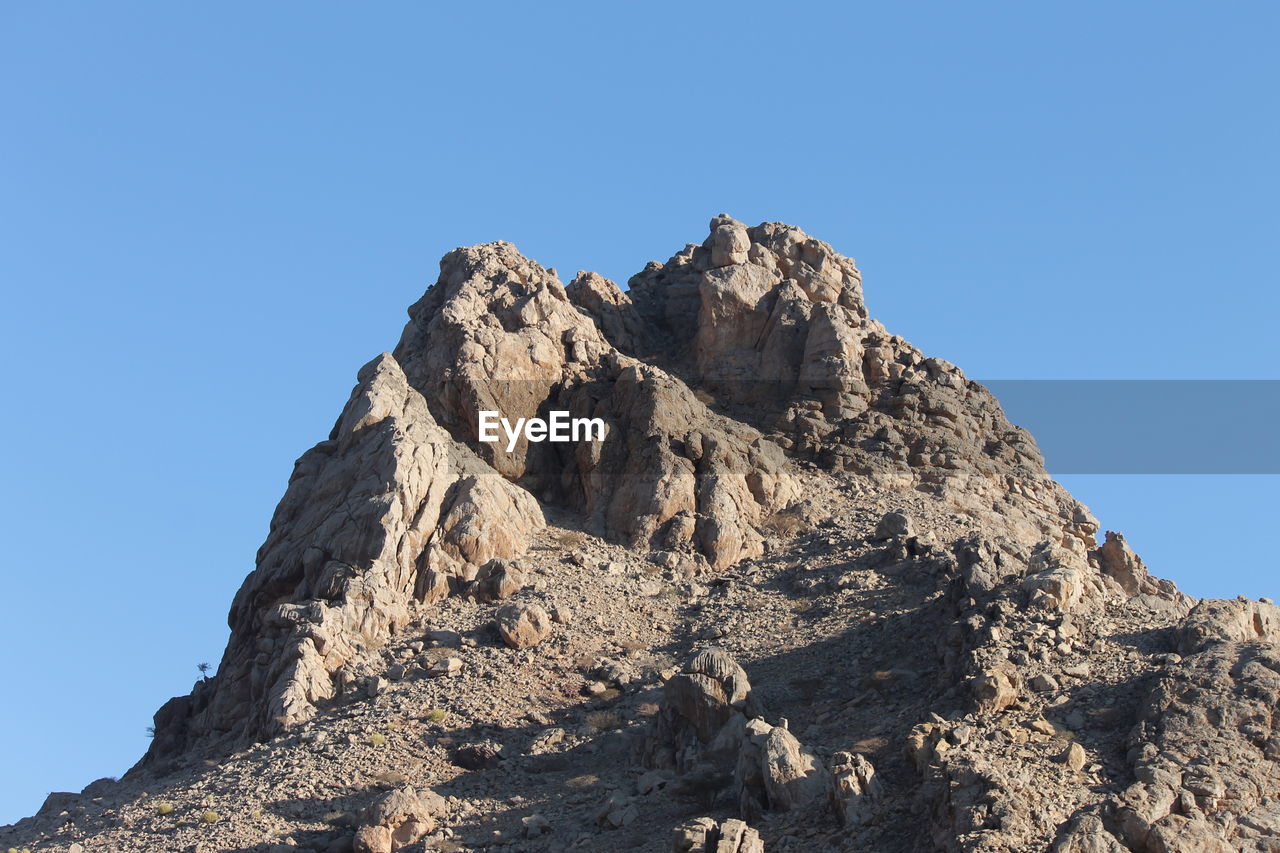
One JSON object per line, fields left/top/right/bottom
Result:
{"left": 5, "top": 217, "right": 1277, "bottom": 853}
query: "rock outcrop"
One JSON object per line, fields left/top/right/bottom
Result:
{"left": 625, "top": 216, "right": 1096, "bottom": 551}
{"left": 672, "top": 816, "right": 765, "bottom": 853}
{"left": 392, "top": 239, "right": 797, "bottom": 570}
{"left": 145, "top": 353, "right": 545, "bottom": 755}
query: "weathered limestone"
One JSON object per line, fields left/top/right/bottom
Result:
{"left": 646, "top": 648, "right": 757, "bottom": 769}
{"left": 566, "top": 270, "right": 644, "bottom": 355}
{"left": 646, "top": 648, "right": 833, "bottom": 824}
{"left": 123, "top": 219, "right": 1238, "bottom": 853}
{"left": 757, "top": 724, "right": 831, "bottom": 812}
{"left": 972, "top": 663, "right": 1021, "bottom": 714}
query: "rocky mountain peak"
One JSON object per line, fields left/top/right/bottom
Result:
{"left": 10, "top": 219, "right": 1278, "bottom": 853}
{"left": 143, "top": 216, "right": 1103, "bottom": 761}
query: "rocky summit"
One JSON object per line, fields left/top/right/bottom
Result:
{"left": 7, "top": 217, "right": 1278, "bottom": 853}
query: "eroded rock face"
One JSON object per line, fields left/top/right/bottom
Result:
{"left": 831, "top": 751, "right": 881, "bottom": 827}
{"left": 646, "top": 648, "right": 835, "bottom": 824}
{"left": 1116, "top": 641, "right": 1280, "bottom": 852}
{"left": 1051, "top": 815, "right": 1127, "bottom": 853}
{"left": 566, "top": 270, "right": 644, "bottom": 355}
{"left": 647, "top": 648, "right": 757, "bottom": 768}
{"left": 1176, "top": 597, "right": 1280, "bottom": 655}
{"left": 758, "top": 724, "right": 831, "bottom": 812}
{"left": 392, "top": 240, "right": 797, "bottom": 570}
{"left": 146, "top": 354, "right": 544, "bottom": 755}
{"left": 625, "top": 215, "right": 1097, "bottom": 553}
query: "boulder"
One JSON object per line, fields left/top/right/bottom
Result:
{"left": 972, "top": 663, "right": 1021, "bottom": 714}
{"left": 360, "top": 786, "right": 444, "bottom": 850}
{"left": 470, "top": 559, "right": 526, "bottom": 602}
{"left": 495, "top": 602, "right": 553, "bottom": 650}
{"left": 663, "top": 648, "right": 754, "bottom": 743}
{"left": 760, "top": 725, "right": 830, "bottom": 811}
{"left": 353, "top": 825, "right": 391, "bottom": 853}
{"left": 873, "top": 510, "right": 914, "bottom": 540}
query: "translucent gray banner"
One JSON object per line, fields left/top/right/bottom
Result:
{"left": 983, "top": 380, "right": 1280, "bottom": 474}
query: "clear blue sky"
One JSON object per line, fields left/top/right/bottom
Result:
{"left": 1, "top": 1, "right": 1276, "bottom": 824}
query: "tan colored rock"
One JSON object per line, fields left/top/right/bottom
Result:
{"left": 392, "top": 240, "right": 796, "bottom": 572}
{"left": 1176, "top": 597, "right": 1280, "bottom": 654}
{"left": 98, "top": 219, "right": 1227, "bottom": 853}
{"left": 470, "top": 559, "right": 525, "bottom": 602}
{"left": 357, "top": 786, "right": 445, "bottom": 851}
{"left": 1093, "top": 530, "right": 1156, "bottom": 595}
{"left": 672, "top": 816, "right": 719, "bottom": 852}
{"left": 756, "top": 724, "right": 830, "bottom": 812}
{"left": 495, "top": 602, "right": 553, "bottom": 650}
{"left": 830, "top": 751, "right": 880, "bottom": 826}
{"left": 873, "top": 510, "right": 913, "bottom": 540}
{"left": 425, "top": 656, "right": 462, "bottom": 678}
{"left": 660, "top": 648, "right": 753, "bottom": 744}
{"left": 140, "top": 219, "right": 1107, "bottom": 766}
{"left": 972, "top": 663, "right": 1020, "bottom": 714}
{"left": 1114, "top": 642, "right": 1280, "bottom": 851}
{"left": 672, "top": 816, "right": 763, "bottom": 853}
{"left": 364, "top": 784, "right": 445, "bottom": 825}
{"left": 353, "top": 824, "right": 392, "bottom": 853}
{"left": 567, "top": 270, "right": 644, "bottom": 354}
{"left": 1061, "top": 742, "right": 1086, "bottom": 772}
{"left": 1051, "top": 814, "right": 1127, "bottom": 853}
{"left": 714, "top": 818, "right": 763, "bottom": 853}
{"left": 146, "top": 353, "right": 544, "bottom": 754}
{"left": 626, "top": 216, "right": 1098, "bottom": 551}
{"left": 906, "top": 721, "right": 947, "bottom": 773}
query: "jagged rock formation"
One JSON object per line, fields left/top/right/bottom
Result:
{"left": 392, "top": 239, "right": 797, "bottom": 571}
{"left": 6, "top": 217, "right": 1277, "bottom": 853}
{"left": 147, "top": 353, "right": 546, "bottom": 757}
{"left": 621, "top": 215, "right": 1094, "bottom": 550}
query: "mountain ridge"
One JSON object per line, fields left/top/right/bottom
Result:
{"left": 5, "top": 216, "right": 1276, "bottom": 853}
